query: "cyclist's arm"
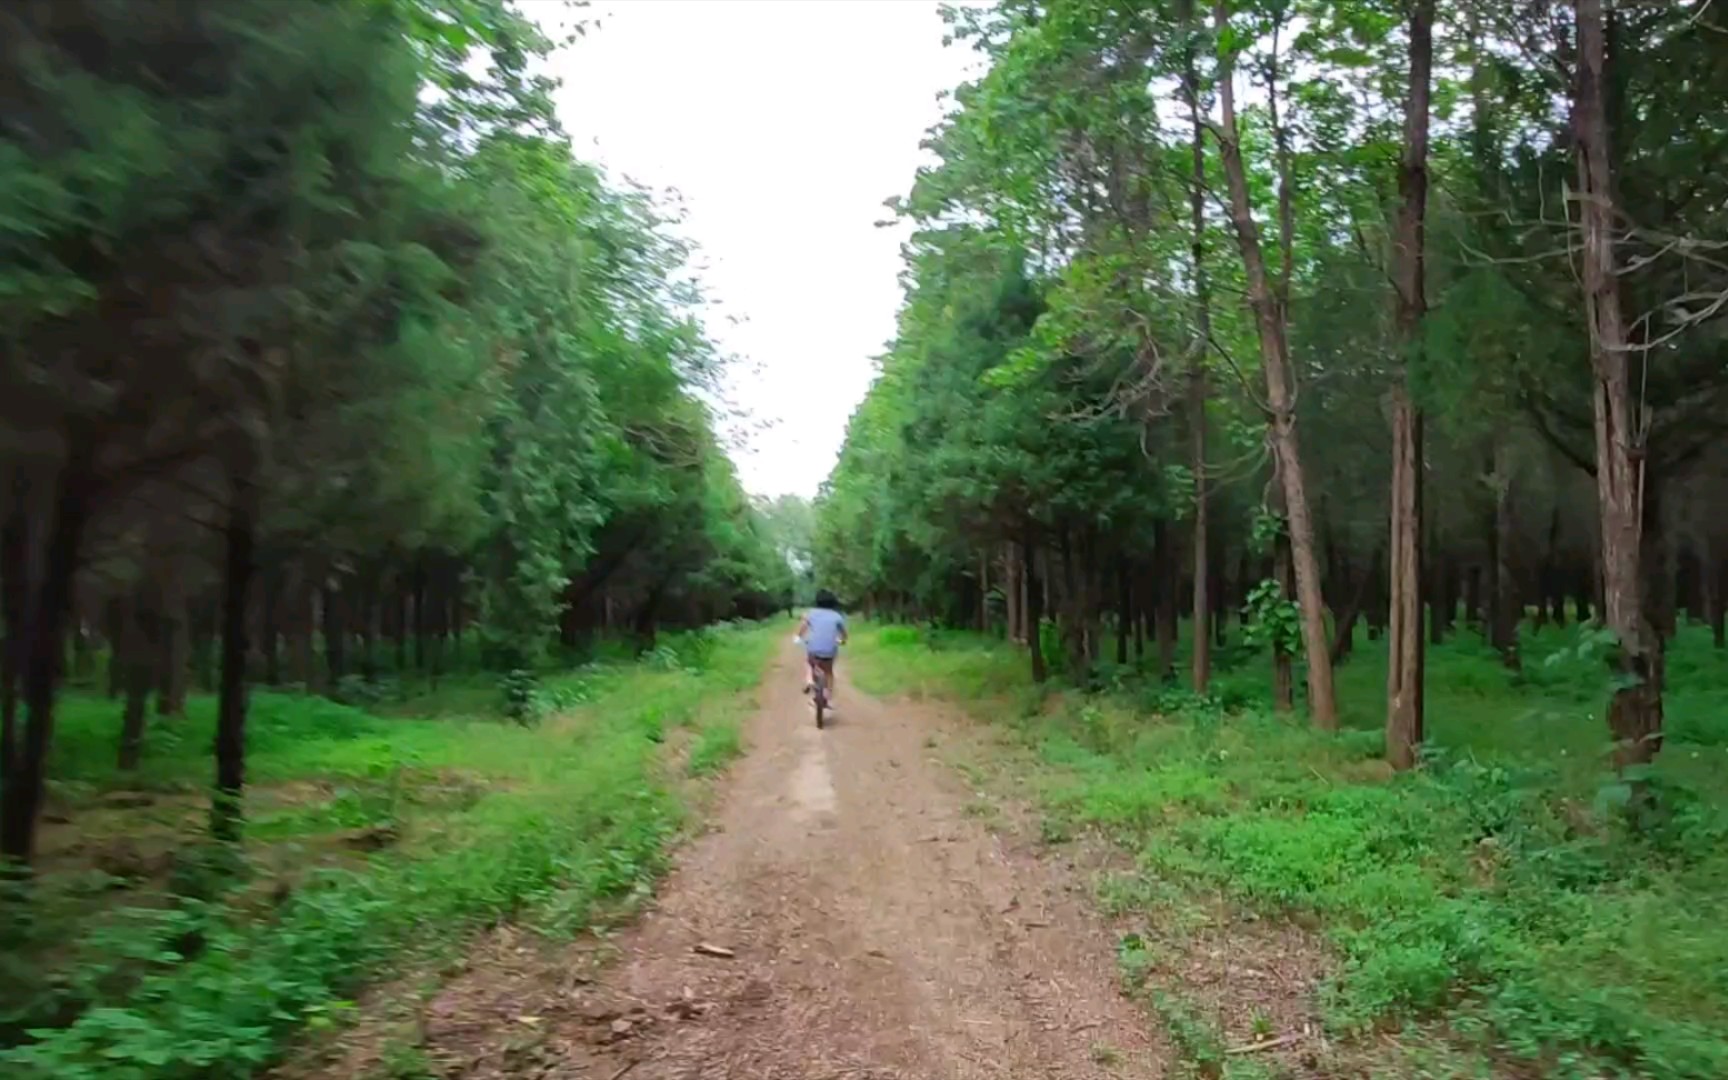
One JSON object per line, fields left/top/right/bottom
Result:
{"left": 838, "top": 616, "right": 848, "bottom": 646}
{"left": 796, "top": 614, "right": 810, "bottom": 639}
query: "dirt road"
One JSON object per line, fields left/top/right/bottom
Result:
{"left": 416, "top": 644, "right": 1164, "bottom": 1078}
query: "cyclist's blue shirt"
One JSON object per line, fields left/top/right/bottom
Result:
{"left": 804, "top": 608, "right": 846, "bottom": 658}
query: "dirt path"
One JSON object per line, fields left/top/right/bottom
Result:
{"left": 412, "top": 644, "right": 1165, "bottom": 1078}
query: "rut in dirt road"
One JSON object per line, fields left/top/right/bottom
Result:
{"left": 427, "top": 645, "right": 1165, "bottom": 1079}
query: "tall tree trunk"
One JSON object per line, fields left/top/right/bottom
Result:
{"left": 1182, "top": 0, "right": 1213, "bottom": 694}
{"left": 1331, "top": 546, "right": 1380, "bottom": 667}
{"left": 1384, "top": 0, "right": 1433, "bottom": 770}
{"left": 1575, "top": 0, "right": 1661, "bottom": 768}
{"left": 212, "top": 475, "right": 257, "bottom": 844}
{"left": 1464, "top": 566, "right": 1483, "bottom": 630}
{"left": 1023, "top": 530, "right": 1046, "bottom": 684}
{"left": 1, "top": 479, "right": 32, "bottom": 781}
{"left": 1212, "top": 0, "right": 1337, "bottom": 727}
{"left": 1, "top": 452, "right": 92, "bottom": 865}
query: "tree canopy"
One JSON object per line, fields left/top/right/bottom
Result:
{"left": 0, "top": 0, "right": 795, "bottom": 865}
{"left": 817, "top": 0, "right": 1728, "bottom": 763}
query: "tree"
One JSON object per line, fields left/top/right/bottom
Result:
{"left": 1573, "top": 0, "right": 1659, "bottom": 768}
{"left": 1386, "top": 0, "right": 1435, "bottom": 770}
{"left": 0, "top": 0, "right": 788, "bottom": 867}
{"left": 817, "top": 0, "right": 1726, "bottom": 785}
{"left": 1210, "top": 0, "right": 1338, "bottom": 727}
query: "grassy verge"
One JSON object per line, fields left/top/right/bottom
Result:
{"left": 849, "top": 621, "right": 1728, "bottom": 1079}
{"left": 0, "top": 622, "right": 775, "bottom": 1079}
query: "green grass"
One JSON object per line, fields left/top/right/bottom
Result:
{"left": 850, "top": 619, "right": 1728, "bottom": 1079}
{"left": 1, "top": 622, "right": 776, "bottom": 1079}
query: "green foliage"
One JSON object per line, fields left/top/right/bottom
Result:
{"left": 853, "top": 624, "right": 1728, "bottom": 1078}
{"left": 1242, "top": 579, "right": 1301, "bottom": 657}
{"left": 0, "top": 625, "right": 777, "bottom": 1078}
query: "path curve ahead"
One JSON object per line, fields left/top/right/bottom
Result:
{"left": 428, "top": 642, "right": 1165, "bottom": 1079}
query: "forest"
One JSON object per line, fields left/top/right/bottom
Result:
{"left": 4, "top": 0, "right": 1728, "bottom": 1076}
{"left": 811, "top": 0, "right": 1728, "bottom": 1074}
{"left": 0, "top": 2, "right": 802, "bottom": 1073}
{"left": 817, "top": 0, "right": 1726, "bottom": 774}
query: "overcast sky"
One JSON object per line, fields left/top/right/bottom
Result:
{"left": 534, "top": 0, "right": 982, "bottom": 499}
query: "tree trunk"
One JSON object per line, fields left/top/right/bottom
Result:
{"left": 1384, "top": 0, "right": 1433, "bottom": 769}
{"left": 1490, "top": 444, "right": 1521, "bottom": 670}
{"left": 1212, "top": 0, "right": 1336, "bottom": 727}
{"left": 1181, "top": 4, "right": 1213, "bottom": 694}
{"left": 1464, "top": 566, "right": 1483, "bottom": 630}
{"left": 212, "top": 477, "right": 257, "bottom": 844}
{"left": 1575, "top": 0, "right": 1661, "bottom": 769}
{"left": 1023, "top": 531, "right": 1046, "bottom": 684}
{"left": 1331, "top": 546, "right": 1380, "bottom": 667}
{"left": 3, "top": 477, "right": 38, "bottom": 782}
{"left": 1, "top": 453, "right": 92, "bottom": 865}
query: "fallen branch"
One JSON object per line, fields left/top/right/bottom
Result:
{"left": 692, "top": 942, "right": 735, "bottom": 959}
{"left": 1225, "top": 1033, "right": 1302, "bottom": 1055}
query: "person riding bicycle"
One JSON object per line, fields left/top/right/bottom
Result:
{"left": 796, "top": 589, "right": 847, "bottom": 705}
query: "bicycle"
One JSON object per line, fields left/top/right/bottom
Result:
{"left": 811, "top": 663, "right": 830, "bottom": 729}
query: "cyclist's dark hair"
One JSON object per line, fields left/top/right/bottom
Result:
{"left": 814, "top": 589, "right": 840, "bottom": 610}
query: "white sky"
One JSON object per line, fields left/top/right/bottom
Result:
{"left": 532, "top": 0, "right": 983, "bottom": 499}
